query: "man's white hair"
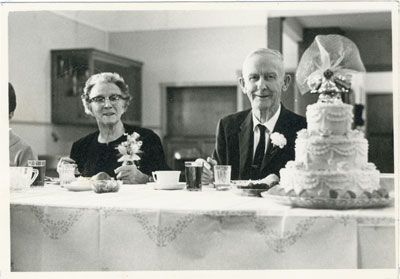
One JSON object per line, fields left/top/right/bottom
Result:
{"left": 242, "top": 48, "right": 285, "bottom": 75}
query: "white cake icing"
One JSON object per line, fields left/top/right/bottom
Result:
{"left": 306, "top": 102, "right": 353, "bottom": 136}
{"left": 295, "top": 129, "right": 368, "bottom": 170}
{"left": 280, "top": 161, "right": 380, "bottom": 198}
{"left": 280, "top": 101, "right": 381, "bottom": 199}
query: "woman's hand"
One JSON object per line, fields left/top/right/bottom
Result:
{"left": 57, "top": 157, "right": 79, "bottom": 175}
{"left": 114, "top": 164, "right": 149, "bottom": 184}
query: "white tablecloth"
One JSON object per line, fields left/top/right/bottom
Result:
{"left": 10, "top": 184, "right": 395, "bottom": 271}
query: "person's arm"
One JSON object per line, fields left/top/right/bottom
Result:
{"left": 138, "top": 130, "right": 170, "bottom": 175}
{"left": 199, "top": 119, "right": 226, "bottom": 184}
{"left": 18, "top": 145, "right": 37, "bottom": 167}
{"left": 211, "top": 119, "right": 225, "bottom": 165}
{"left": 56, "top": 141, "right": 79, "bottom": 176}
{"left": 149, "top": 131, "right": 170, "bottom": 171}
{"left": 115, "top": 129, "right": 168, "bottom": 184}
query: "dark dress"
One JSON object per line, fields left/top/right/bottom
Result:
{"left": 70, "top": 123, "right": 169, "bottom": 178}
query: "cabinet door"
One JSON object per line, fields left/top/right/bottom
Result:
{"left": 51, "top": 49, "right": 142, "bottom": 126}
{"left": 51, "top": 50, "right": 94, "bottom": 125}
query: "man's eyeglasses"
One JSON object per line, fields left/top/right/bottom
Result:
{"left": 88, "top": 94, "right": 127, "bottom": 104}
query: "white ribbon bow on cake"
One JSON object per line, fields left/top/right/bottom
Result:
{"left": 295, "top": 34, "right": 366, "bottom": 96}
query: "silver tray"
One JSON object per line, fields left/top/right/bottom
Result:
{"left": 261, "top": 190, "right": 393, "bottom": 210}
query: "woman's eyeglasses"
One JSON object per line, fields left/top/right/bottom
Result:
{"left": 88, "top": 94, "right": 127, "bottom": 104}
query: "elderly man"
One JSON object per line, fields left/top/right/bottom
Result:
{"left": 202, "top": 48, "right": 306, "bottom": 183}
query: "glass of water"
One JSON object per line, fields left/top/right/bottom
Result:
{"left": 214, "top": 165, "right": 231, "bottom": 189}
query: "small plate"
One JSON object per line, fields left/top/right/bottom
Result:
{"left": 64, "top": 183, "right": 92, "bottom": 192}
{"left": 262, "top": 189, "right": 394, "bottom": 210}
{"left": 45, "top": 177, "right": 60, "bottom": 185}
{"left": 148, "top": 182, "right": 186, "bottom": 190}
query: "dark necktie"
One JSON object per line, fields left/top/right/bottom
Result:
{"left": 253, "top": 124, "right": 267, "bottom": 169}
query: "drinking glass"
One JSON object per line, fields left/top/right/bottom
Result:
{"left": 185, "top": 161, "right": 203, "bottom": 191}
{"left": 214, "top": 165, "right": 231, "bottom": 187}
{"left": 59, "top": 164, "right": 76, "bottom": 187}
{"left": 28, "top": 160, "right": 46, "bottom": 186}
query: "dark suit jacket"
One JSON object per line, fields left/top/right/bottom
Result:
{"left": 212, "top": 105, "right": 307, "bottom": 180}
{"left": 70, "top": 123, "right": 169, "bottom": 178}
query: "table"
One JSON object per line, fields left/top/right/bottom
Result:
{"left": 10, "top": 184, "right": 395, "bottom": 271}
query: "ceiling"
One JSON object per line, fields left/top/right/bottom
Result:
{"left": 51, "top": 10, "right": 392, "bottom": 33}
{"left": 295, "top": 12, "right": 392, "bottom": 31}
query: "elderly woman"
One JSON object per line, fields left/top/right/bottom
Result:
{"left": 59, "top": 72, "right": 169, "bottom": 184}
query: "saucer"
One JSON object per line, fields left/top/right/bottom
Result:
{"left": 148, "top": 182, "right": 185, "bottom": 190}
{"left": 64, "top": 178, "right": 92, "bottom": 192}
{"left": 64, "top": 183, "right": 92, "bottom": 192}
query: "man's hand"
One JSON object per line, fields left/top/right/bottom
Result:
{"left": 260, "top": 174, "right": 280, "bottom": 187}
{"left": 195, "top": 157, "right": 217, "bottom": 185}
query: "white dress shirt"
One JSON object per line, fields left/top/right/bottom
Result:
{"left": 252, "top": 105, "right": 281, "bottom": 157}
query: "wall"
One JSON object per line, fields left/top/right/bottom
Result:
{"left": 8, "top": 11, "right": 108, "bottom": 158}
{"left": 8, "top": 12, "right": 394, "bottom": 162}
{"left": 347, "top": 30, "right": 392, "bottom": 71}
{"left": 108, "top": 26, "right": 267, "bottom": 130}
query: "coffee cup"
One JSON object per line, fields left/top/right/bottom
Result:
{"left": 10, "top": 167, "right": 39, "bottom": 192}
{"left": 152, "top": 171, "right": 180, "bottom": 185}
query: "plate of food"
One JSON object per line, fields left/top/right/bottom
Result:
{"left": 231, "top": 181, "right": 272, "bottom": 197}
{"left": 262, "top": 185, "right": 393, "bottom": 209}
{"left": 65, "top": 172, "right": 122, "bottom": 193}
{"left": 90, "top": 172, "right": 122, "bottom": 193}
{"left": 231, "top": 175, "right": 279, "bottom": 197}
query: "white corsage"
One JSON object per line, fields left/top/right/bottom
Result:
{"left": 270, "top": 132, "right": 287, "bottom": 149}
{"left": 116, "top": 132, "right": 143, "bottom": 166}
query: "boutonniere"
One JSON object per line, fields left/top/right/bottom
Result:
{"left": 116, "top": 132, "right": 143, "bottom": 166}
{"left": 270, "top": 132, "right": 287, "bottom": 150}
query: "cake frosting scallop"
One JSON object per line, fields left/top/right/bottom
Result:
{"left": 279, "top": 100, "right": 385, "bottom": 200}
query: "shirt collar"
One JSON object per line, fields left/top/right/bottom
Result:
{"left": 252, "top": 104, "right": 281, "bottom": 133}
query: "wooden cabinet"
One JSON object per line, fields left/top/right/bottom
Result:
{"left": 161, "top": 84, "right": 241, "bottom": 169}
{"left": 51, "top": 48, "right": 143, "bottom": 125}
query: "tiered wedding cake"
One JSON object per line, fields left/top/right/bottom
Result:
{"left": 279, "top": 99, "right": 384, "bottom": 199}
{"left": 278, "top": 35, "right": 388, "bottom": 200}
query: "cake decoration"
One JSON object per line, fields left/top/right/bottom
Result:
{"left": 296, "top": 34, "right": 366, "bottom": 102}
{"left": 266, "top": 35, "right": 390, "bottom": 209}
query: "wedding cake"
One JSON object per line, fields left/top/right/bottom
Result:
{"left": 279, "top": 100, "right": 383, "bottom": 199}
{"left": 278, "top": 35, "right": 387, "bottom": 200}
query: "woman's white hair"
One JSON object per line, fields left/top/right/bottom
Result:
{"left": 81, "top": 72, "right": 132, "bottom": 116}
